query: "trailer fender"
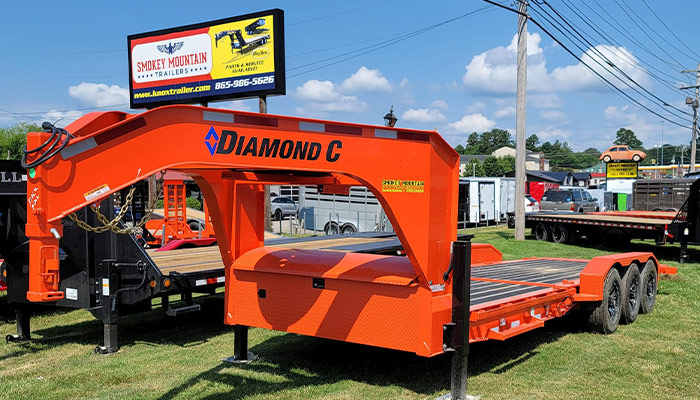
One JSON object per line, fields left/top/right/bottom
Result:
{"left": 471, "top": 243, "right": 502, "bottom": 265}
{"left": 575, "top": 252, "right": 658, "bottom": 301}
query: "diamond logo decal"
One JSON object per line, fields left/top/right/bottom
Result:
{"left": 204, "top": 126, "right": 219, "bottom": 156}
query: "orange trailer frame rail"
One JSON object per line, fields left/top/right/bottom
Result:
{"left": 23, "top": 106, "right": 671, "bottom": 365}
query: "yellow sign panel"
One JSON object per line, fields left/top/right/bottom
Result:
{"left": 606, "top": 162, "right": 638, "bottom": 178}
{"left": 381, "top": 179, "right": 425, "bottom": 193}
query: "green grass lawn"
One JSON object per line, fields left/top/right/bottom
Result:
{"left": 1, "top": 226, "right": 698, "bottom": 400}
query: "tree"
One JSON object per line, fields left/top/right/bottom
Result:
{"left": 454, "top": 144, "right": 466, "bottom": 155}
{"left": 482, "top": 156, "right": 501, "bottom": 176}
{"left": 526, "top": 134, "right": 540, "bottom": 152}
{"left": 614, "top": 128, "right": 643, "bottom": 149}
{"left": 1, "top": 122, "right": 40, "bottom": 160}
{"left": 479, "top": 128, "right": 513, "bottom": 154}
{"left": 462, "top": 158, "right": 485, "bottom": 177}
{"left": 498, "top": 155, "right": 515, "bottom": 175}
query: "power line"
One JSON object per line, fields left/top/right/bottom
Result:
{"left": 639, "top": 0, "right": 700, "bottom": 60}
{"left": 619, "top": 0, "right": 697, "bottom": 62}
{"left": 558, "top": 0, "right": 682, "bottom": 91}
{"left": 287, "top": 1, "right": 396, "bottom": 26}
{"left": 532, "top": 1, "right": 690, "bottom": 121}
{"left": 483, "top": 0, "right": 690, "bottom": 129}
{"left": 583, "top": 0, "right": 685, "bottom": 74}
{"left": 287, "top": 4, "right": 498, "bottom": 78}
{"left": 613, "top": 0, "right": 688, "bottom": 68}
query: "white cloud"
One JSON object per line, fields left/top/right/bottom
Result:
{"left": 530, "top": 94, "right": 561, "bottom": 108}
{"left": 295, "top": 79, "right": 367, "bottom": 113}
{"left": 540, "top": 110, "right": 567, "bottom": 121}
{"left": 465, "top": 101, "right": 486, "bottom": 113}
{"left": 431, "top": 99, "right": 449, "bottom": 110}
{"left": 401, "top": 108, "right": 446, "bottom": 123}
{"left": 44, "top": 109, "right": 84, "bottom": 126}
{"left": 216, "top": 100, "right": 253, "bottom": 112}
{"left": 68, "top": 82, "right": 129, "bottom": 107}
{"left": 601, "top": 105, "right": 668, "bottom": 147}
{"left": 462, "top": 32, "right": 648, "bottom": 94}
{"left": 400, "top": 78, "right": 409, "bottom": 87}
{"left": 339, "top": 66, "right": 391, "bottom": 92}
{"left": 296, "top": 80, "right": 340, "bottom": 102}
{"left": 494, "top": 106, "right": 516, "bottom": 118}
{"left": 533, "top": 127, "right": 572, "bottom": 142}
{"left": 308, "top": 96, "right": 367, "bottom": 113}
{"left": 447, "top": 113, "right": 497, "bottom": 133}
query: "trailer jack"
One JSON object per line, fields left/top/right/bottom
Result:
{"left": 438, "top": 240, "right": 480, "bottom": 400}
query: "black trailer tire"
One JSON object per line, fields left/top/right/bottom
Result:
{"left": 552, "top": 224, "right": 569, "bottom": 244}
{"left": 341, "top": 224, "right": 357, "bottom": 234}
{"left": 620, "top": 263, "right": 641, "bottom": 324}
{"left": 534, "top": 223, "right": 551, "bottom": 241}
{"left": 324, "top": 222, "right": 339, "bottom": 235}
{"left": 639, "top": 259, "right": 658, "bottom": 314}
{"left": 587, "top": 268, "right": 622, "bottom": 334}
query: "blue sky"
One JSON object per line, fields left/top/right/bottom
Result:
{"left": 1, "top": 0, "right": 698, "bottom": 151}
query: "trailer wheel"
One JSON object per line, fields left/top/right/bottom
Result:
{"left": 324, "top": 222, "right": 339, "bottom": 235}
{"left": 639, "top": 260, "right": 658, "bottom": 314}
{"left": 587, "top": 268, "right": 622, "bottom": 334}
{"left": 534, "top": 223, "right": 551, "bottom": 241}
{"left": 551, "top": 224, "right": 569, "bottom": 244}
{"left": 620, "top": 263, "right": 641, "bottom": 324}
{"left": 341, "top": 224, "right": 357, "bottom": 234}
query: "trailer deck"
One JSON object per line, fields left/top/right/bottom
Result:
{"left": 149, "top": 232, "right": 406, "bottom": 276}
{"left": 525, "top": 211, "right": 680, "bottom": 251}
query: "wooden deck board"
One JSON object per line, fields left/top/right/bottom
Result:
{"left": 150, "top": 235, "right": 394, "bottom": 275}
{"left": 531, "top": 213, "right": 673, "bottom": 225}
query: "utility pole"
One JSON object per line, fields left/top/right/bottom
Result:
{"left": 681, "top": 63, "right": 700, "bottom": 172}
{"left": 514, "top": 0, "right": 528, "bottom": 241}
{"left": 261, "top": 95, "right": 273, "bottom": 231}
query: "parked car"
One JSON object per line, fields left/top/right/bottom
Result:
{"left": 271, "top": 196, "right": 298, "bottom": 220}
{"left": 540, "top": 189, "right": 599, "bottom": 212}
{"left": 525, "top": 195, "right": 540, "bottom": 212}
{"left": 599, "top": 145, "right": 646, "bottom": 162}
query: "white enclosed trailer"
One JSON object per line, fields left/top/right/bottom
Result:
{"left": 458, "top": 177, "right": 515, "bottom": 227}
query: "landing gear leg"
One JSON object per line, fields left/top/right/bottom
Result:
{"left": 6, "top": 307, "right": 31, "bottom": 343}
{"left": 223, "top": 325, "right": 258, "bottom": 363}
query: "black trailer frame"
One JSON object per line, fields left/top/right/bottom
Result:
{"left": 1, "top": 161, "right": 225, "bottom": 354}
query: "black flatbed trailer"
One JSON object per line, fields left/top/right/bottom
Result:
{"left": 523, "top": 186, "right": 700, "bottom": 262}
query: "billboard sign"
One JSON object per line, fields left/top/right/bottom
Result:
{"left": 128, "top": 9, "right": 285, "bottom": 108}
{"left": 606, "top": 161, "right": 638, "bottom": 179}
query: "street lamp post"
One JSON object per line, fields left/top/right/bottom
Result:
{"left": 383, "top": 106, "right": 398, "bottom": 127}
{"left": 661, "top": 120, "right": 664, "bottom": 166}
{"left": 654, "top": 145, "right": 659, "bottom": 178}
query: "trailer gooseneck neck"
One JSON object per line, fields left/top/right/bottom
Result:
{"left": 24, "top": 105, "right": 461, "bottom": 351}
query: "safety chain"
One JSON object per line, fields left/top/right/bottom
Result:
{"left": 68, "top": 172, "right": 166, "bottom": 235}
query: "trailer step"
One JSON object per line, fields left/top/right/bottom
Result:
{"left": 165, "top": 303, "right": 201, "bottom": 317}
